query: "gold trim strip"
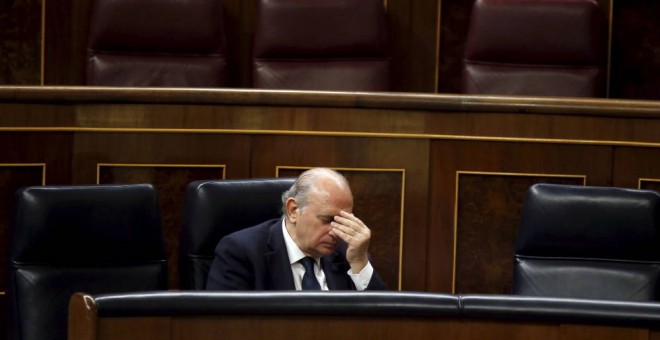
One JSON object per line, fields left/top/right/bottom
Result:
{"left": 638, "top": 178, "right": 660, "bottom": 190}
{"left": 96, "top": 163, "right": 226, "bottom": 184}
{"left": 451, "top": 171, "right": 587, "bottom": 294}
{"left": 0, "top": 163, "right": 47, "bottom": 185}
{"left": 3, "top": 127, "right": 660, "bottom": 149}
{"left": 276, "top": 165, "right": 406, "bottom": 291}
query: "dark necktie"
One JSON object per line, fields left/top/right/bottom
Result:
{"left": 300, "top": 256, "right": 321, "bottom": 290}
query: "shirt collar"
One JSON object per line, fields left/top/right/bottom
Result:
{"left": 281, "top": 218, "right": 308, "bottom": 265}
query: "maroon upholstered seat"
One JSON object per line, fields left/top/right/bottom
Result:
{"left": 87, "top": 0, "right": 228, "bottom": 87}
{"left": 252, "top": 0, "right": 390, "bottom": 91}
{"left": 462, "top": 0, "right": 607, "bottom": 97}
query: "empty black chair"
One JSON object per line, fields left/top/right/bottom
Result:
{"left": 7, "top": 184, "right": 167, "bottom": 340}
{"left": 513, "top": 183, "right": 660, "bottom": 301}
{"left": 179, "top": 178, "right": 295, "bottom": 290}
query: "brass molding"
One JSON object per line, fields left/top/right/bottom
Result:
{"left": 276, "top": 165, "right": 406, "bottom": 291}
{"left": 451, "top": 171, "right": 587, "bottom": 294}
{"left": 638, "top": 178, "right": 660, "bottom": 190}
{"left": 96, "top": 163, "right": 226, "bottom": 184}
{"left": 0, "top": 163, "right": 47, "bottom": 185}
{"left": 3, "top": 126, "right": 660, "bottom": 149}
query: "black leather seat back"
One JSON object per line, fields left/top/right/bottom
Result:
{"left": 180, "top": 178, "right": 295, "bottom": 290}
{"left": 87, "top": 0, "right": 228, "bottom": 87}
{"left": 252, "top": 0, "right": 390, "bottom": 91}
{"left": 462, "top": 0, "right": 606, "bottom": 97}
{"left": 7, "top": 184, "right": 167, "bottom": 340}
{"left": 513, "top": 183, "right": 660, "bottom": 301}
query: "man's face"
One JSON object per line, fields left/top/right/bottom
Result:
{"left": 287, "top": 180, "right": 353, "bottom": 257}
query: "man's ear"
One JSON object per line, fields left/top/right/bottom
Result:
{"left": 285, "top": 197, "right": 298, "bottom": 223}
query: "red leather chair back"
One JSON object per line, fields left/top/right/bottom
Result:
{"left": 87, "top": 0, "right": 228, "bottom": 87}
{"left": 252, "top": 0, "right": 390, "bottom": 91}
{"left": 462, "top": 0, "right": 607, "bottom": 97}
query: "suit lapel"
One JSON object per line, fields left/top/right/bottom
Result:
{"left": 265, "top": 219, "right": 296, "bottom": 290}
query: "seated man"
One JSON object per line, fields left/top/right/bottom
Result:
{"left": 206, "top": 168, "right": 387, "bottom": 290}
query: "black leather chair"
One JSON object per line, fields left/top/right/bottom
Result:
{"left": 252, "top": 0, "right": 390, "bottom": 91}
{"left": 513, "top": 183, "right": 660, "bottom": 301}
{"left": 86, "top": 0, "right": 228, "bottom": 87}
{"left": 7, "top": 184, "right": 167, "bottom": 340}
{"left": 179, "top": 178, "right": 295, "bottom": 290}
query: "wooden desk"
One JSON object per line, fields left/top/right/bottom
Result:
{"left": 68, "top": 292, "right": 660, "bottom": 340}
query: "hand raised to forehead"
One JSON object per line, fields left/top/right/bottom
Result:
{"left": 329, "top": 210, "right": 371, "bottom": 273}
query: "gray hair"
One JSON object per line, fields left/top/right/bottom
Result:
{"left": 281, "top": 168, "right": 349, "bottom": 216}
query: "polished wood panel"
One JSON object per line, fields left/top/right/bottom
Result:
{"left": 612, "top": 147, "right": 660, "bottom": 189}
{"left": 388, "top": 0, "right": 440, "bottom": 92}
{"left": 560, "top": 324, "right": 649, "bottom": 340}
{"left": 428, "top": 140, "right": 613, "bottom": 293}
{"left": 71, "top": 312, "right": 659, "bottom": 340}
{"left": 454, "top": 173, "right": 584, "bottom": 294}
{"left": 640, "top": 180, "right": 660, "bottom": 193}
{"left": 98, "top": 164, "right": 226, "bottom": 289}
{"left": 278, "top": 167, "right": 404, "bottom": 290}
{"left": 437, "top": 0, "right": 472, "bottom": 94}
{"left": 0, "top": 0, "right": 40, "bottom": 85}
{"left": 252, "top": 135, "right": 429, "bottom": 291}
{"left": 44, "top": 0, "right": 91, "bottom": 85}
{"left": 610, "top": 1, "right": 660, "bottom": 99}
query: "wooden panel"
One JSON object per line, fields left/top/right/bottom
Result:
{"left": 90, "top": 315, "right": 660, "bottom": 340}
{"left": 251, "top": 135, "right": 429, "bottom": 291}
{"left": 640, "top": 179, "right": 660, "bottom": 193}
{"left": 172, "top": 316, "right": 458, "bottom": 340}
{"left": 428, "top": 140, "right": 612, "bottom": 293}
{"left": 436, "top": 0, "right": 472, "bottom": 94}
{"left": 0, "top": 0, "right": 41, "bottom": 85}
{"left": 612, "top": 147, "right": 660, "bottom": 189}
{"left": 455, "top": 173, "right": 584, "bottom": 294}
{"left": 610, "top": 0, "right": 660, "bottom": 100}
{"left": 453, "top": 320, "right": 559, "bottom": 340}
{"left": 97, "top": 317, "right": 171, "bottom": 340}
{"left": 560, "top": 324, "right": 648, "bottom": 340}
{"left": 44, "top": 0, "right": 91, "bottom": 85}
{"left": 98, "top": 164, "right": 226, "bottom": 289}
{"left": 388, "top": 0, "right": 440, "bottom": 92}
{"left": 278, "top": 167, "right": 404, "bottom": 291}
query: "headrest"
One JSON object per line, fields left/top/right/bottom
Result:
{"left": 253, "top": 0, "right": 389, "bottom": 58}
{"left": 11, "top": 184, "right": 165, "bottom": 264}
{"left": 181, "top": 178, "right": 295, "bottom": 255}
{"left": 516, "top": 184, "right": 660, "bottom": 261}
{"left": 464, "top": 0, "right": 605, "bottom": 64}
{"left": 88, "top": 0, "right": 225, "bottom": 53}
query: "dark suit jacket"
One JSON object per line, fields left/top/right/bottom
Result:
{"left": 206, "top": 218, "right": 388, "bottom": 290}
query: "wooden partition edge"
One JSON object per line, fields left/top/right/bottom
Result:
{"left": 2, "top": 86, "right": 660, "bottom": 118}
{"left": 68, "top": 292, "right": 98, "bottom": 340}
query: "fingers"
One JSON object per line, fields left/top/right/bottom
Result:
{"left": 330, "top": 210, "right": 370, "bottom": 242}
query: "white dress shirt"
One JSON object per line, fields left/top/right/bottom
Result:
{"left": 281, "top": 219, "right": 373, "bottom": 290}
